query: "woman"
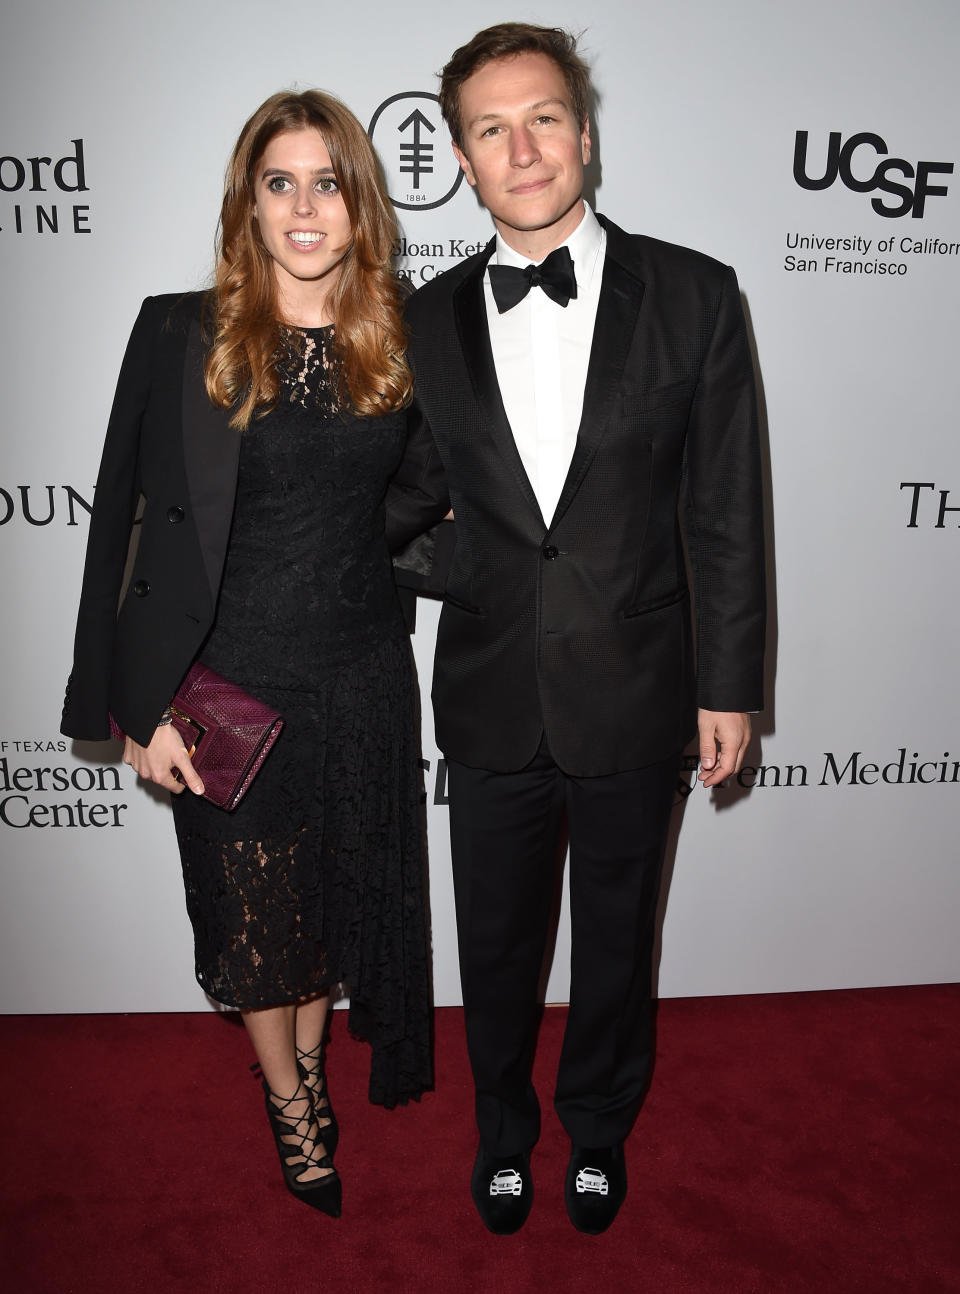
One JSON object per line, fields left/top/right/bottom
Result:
{"left": 61, "top": 91, "right": 445, "bottom": 1215}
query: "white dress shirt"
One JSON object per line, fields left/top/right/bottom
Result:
{"left": 483, "top": 203, "right": 606, "bottom": 527}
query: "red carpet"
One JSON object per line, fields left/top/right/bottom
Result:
{"left": 2, "top": 987, "right": 958, "bottom": 1293}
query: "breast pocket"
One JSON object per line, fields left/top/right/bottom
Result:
{"left": 443, "top": 591, "right": 485, "bottom": 616}
{"left": 618, "top": 379, "right": 696, "bottom": 420}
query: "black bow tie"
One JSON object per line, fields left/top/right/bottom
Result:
{"left": 488, "top": 245, "right": 578, "bottom": 313}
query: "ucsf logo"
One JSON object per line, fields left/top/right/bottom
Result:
{"left": 793, "top": 131, "right": 952, "bottom": 218}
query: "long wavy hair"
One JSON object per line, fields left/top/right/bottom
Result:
{"left": 205, "top": 90, "right": 411, "bottom": 428}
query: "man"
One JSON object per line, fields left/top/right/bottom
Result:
{"left": 387, "top": 22, "right": 765, "bottom": 1235}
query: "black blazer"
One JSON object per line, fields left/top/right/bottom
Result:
{"left": 62, "top": 293, "right": 241, "bottom": 746}
{"left": 387, "top": 215, "right": 766, "bottom": 777}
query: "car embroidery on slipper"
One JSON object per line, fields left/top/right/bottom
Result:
{"left": 575, "top": 1167, "right": 609, "bottom": 1195}
{"left": 489, "top": 1168, "right": 524, "bottom": 1197}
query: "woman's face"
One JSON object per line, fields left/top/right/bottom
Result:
{"left": 252, "top": 127, "right": 353, "bottom": 298}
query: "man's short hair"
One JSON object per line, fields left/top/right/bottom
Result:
{"left": 439, "top": 22, "right": 591, "bottom": 149}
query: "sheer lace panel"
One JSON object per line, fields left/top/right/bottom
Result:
{"left": 278, "top": 327, "right": 340, "bottom": 417}
{"left": 179, "top": 824, "right": 331, "bottom": 1006}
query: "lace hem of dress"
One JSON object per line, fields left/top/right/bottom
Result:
{"left": 172, "top": 636, "right": 433, "bottom": 1108}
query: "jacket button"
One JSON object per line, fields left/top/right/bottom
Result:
{"left": 542, "top": 544, "right": 559, "bottom": 561}
{"left": 133, "top": 579, "right": 150, "bottom": 597}
{"left": 167, "top": 505, "right": 185, "bottom": 523}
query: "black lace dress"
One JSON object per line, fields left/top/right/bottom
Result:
{"left": 171, "top": 328, "right": 431, "bottom": 1108}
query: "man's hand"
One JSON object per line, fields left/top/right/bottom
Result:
{"left": 123, "top": 724, "right": 205, "bottom": 796}
{"left": 697, "top": 709, "right": 751, "bottom": 788}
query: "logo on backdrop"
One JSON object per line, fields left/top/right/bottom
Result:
{"left": 0, "top": 739, "right": 129, "bottom": 830}
{"left": 784, "top": 132, "right": 958, "bottom": 278}
{"left": 0, "top": 485, "right": 93, "bottom": 526}
{"left": 793, "top": 131, "right": 953, "bottom": 218}
{"left": 369, "top": 91, "right": 487, "bottom": 285}
{"left": 420, "top": 757, "right": 449, "bottom": 805}
{"left": 423, "top": 748, "right": 957, "bottom": 811}
{"left": 369, "top": 93, "right": 464, "bottom": 211}
{"left": 677, "top": 747, "right": 958, "bottom": 798}
{"left": 900, "top": 482, "right": 959, "bottom": 529}
{"left": 0, "top": 139, "right": 91, "bottom": 235}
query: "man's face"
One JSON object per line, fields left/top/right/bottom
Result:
{"left": 452, "top": 51, "right": 591, "bottom": 256}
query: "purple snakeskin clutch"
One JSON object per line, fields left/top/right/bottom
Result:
{"left": 110, "top": 663, "right": 284, "bottom": 811}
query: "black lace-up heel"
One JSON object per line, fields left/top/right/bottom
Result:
{"left": 262, "top": 1079, "right": 341, "bottom": 1216}
{"left": 296, "top": 1041, "right": 339, "bottom": 1158}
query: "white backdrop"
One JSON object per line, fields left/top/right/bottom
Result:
{"left": 1, "top": 0, "right": 957, "bottom": 1012}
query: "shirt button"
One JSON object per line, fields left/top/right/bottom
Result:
{"left": 133, "top": 579, "right": 150, "bottom": 597}
{"left": 542, "top": 545, "right": 559, "bottom": 561}
{"left": 167, "top": 505, "right": 185, "bottom": 523}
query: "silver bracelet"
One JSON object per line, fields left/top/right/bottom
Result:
{"left": 157, "top": 706, "right": 174, "bottom": 727}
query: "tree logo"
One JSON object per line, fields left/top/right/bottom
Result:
{"left": 369, "top": 92, "right": 464, "bottom": 212}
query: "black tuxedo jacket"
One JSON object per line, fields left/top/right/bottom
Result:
{"left": 387, "top": 215, "right": 766, "bottom": 776}
{"left": 62, "top": 293, "right": 242, "bottom": 746}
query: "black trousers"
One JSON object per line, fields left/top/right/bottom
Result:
{"left": 447, "top": 737, "right": 680, "bottom": 1155}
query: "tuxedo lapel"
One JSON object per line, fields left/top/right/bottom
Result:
{"left": 550, "top": 247, "right": 645, "bottom": 530}
{"left": 181, "top": 318, "right": 241, "bottom": 605}
{"left": 453, "top": 254, "right": 545, "bottom": 527}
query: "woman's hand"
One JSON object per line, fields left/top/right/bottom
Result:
{"left": 123, "top": 725, "right": 205, "bottom": 796}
